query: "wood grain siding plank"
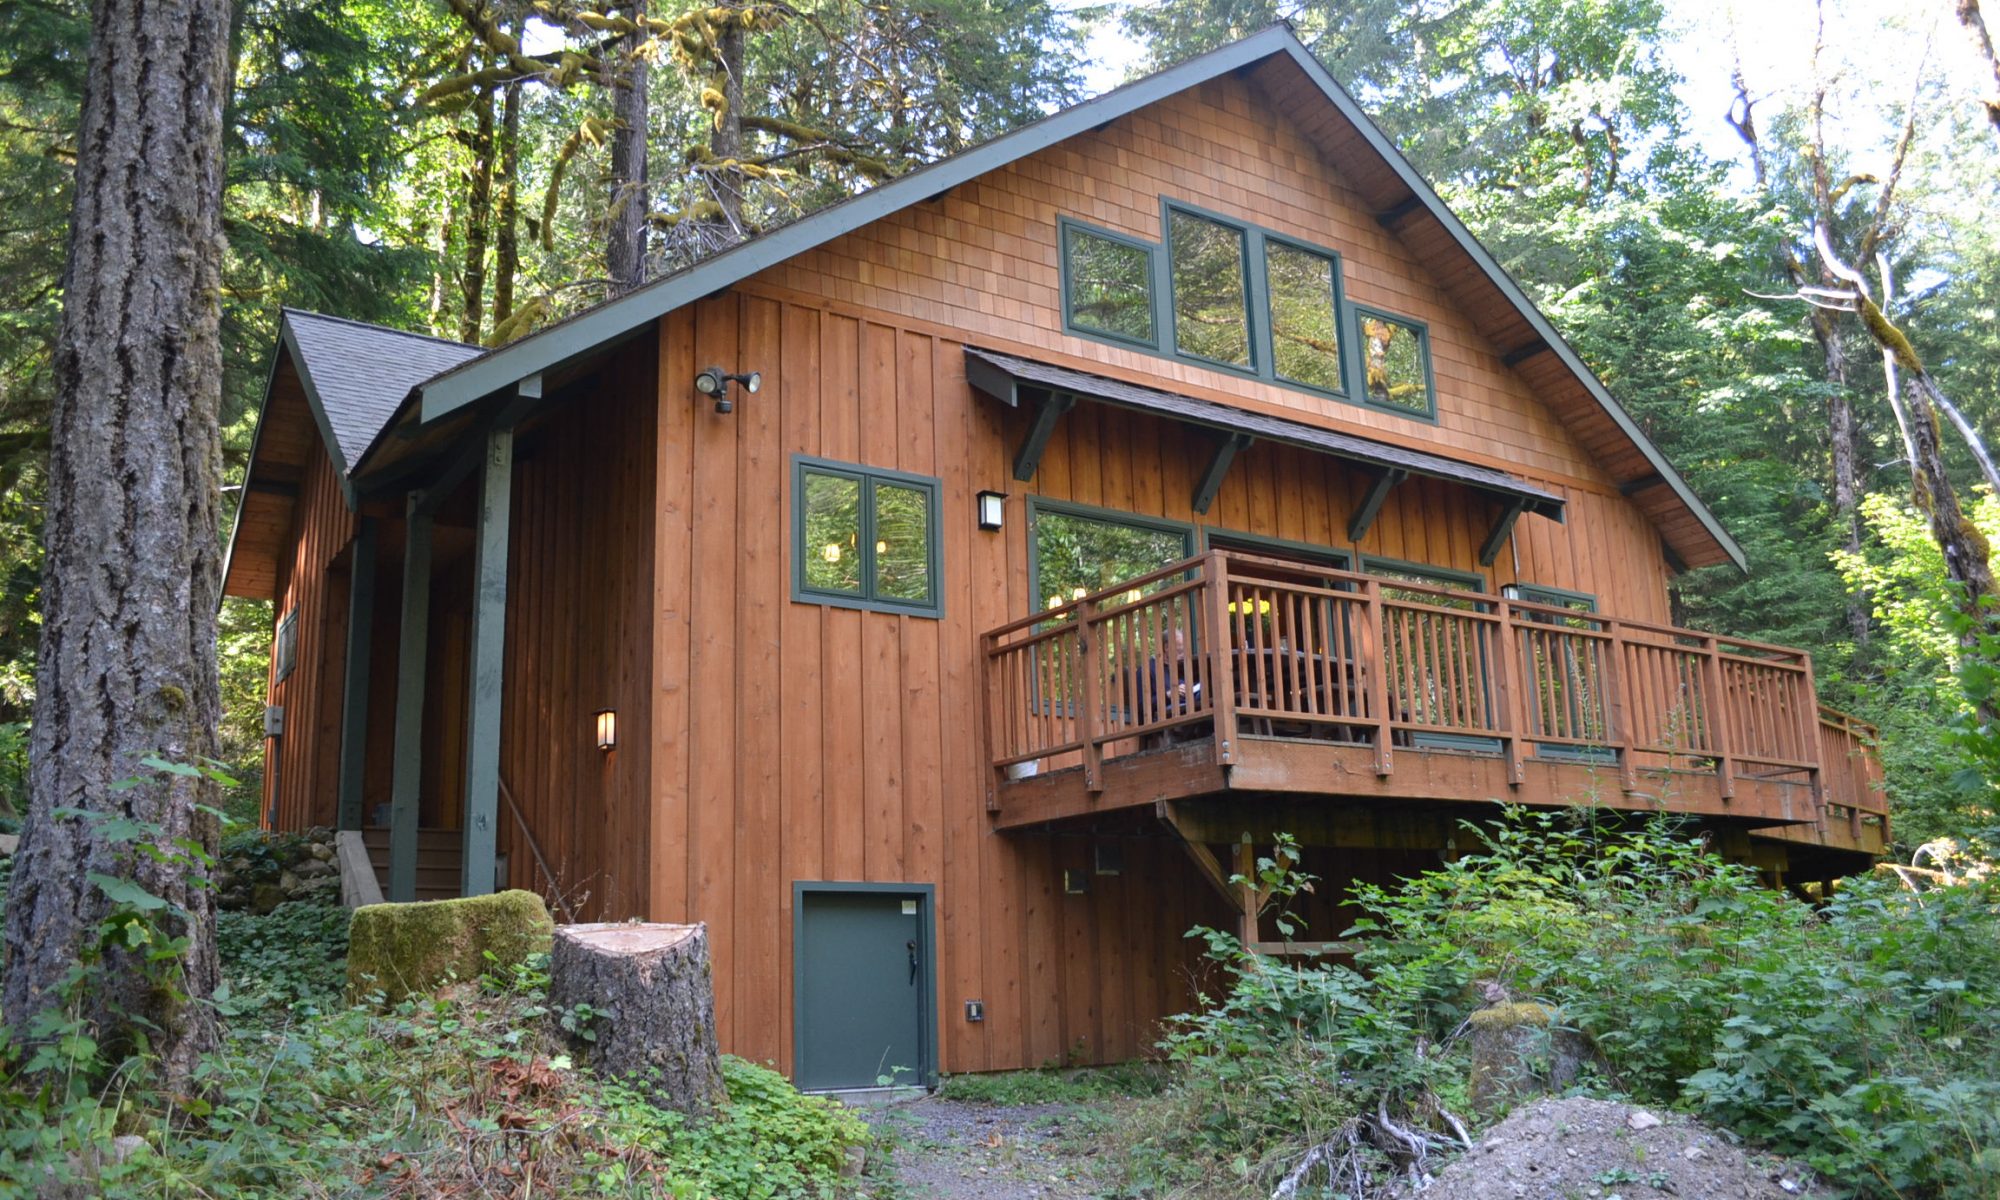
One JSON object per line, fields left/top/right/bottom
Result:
{"left": 653, "top": 309, "right": 696, "bottom": 922}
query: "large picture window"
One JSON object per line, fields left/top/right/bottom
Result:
{"left": 1061, "top": 221, "right": 1156, "bottom": 346}
{"left": 793, "top": 456, "right": 942, "bottom": 616}
{"left": 1030, "top": 502, "right": 1192, "bottom": 612}
{"left": 1168, "top": 207, "right": 1253, "bottom": 369}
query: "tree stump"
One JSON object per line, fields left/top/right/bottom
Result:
{"left": 549, "top": 922, "right": 727, "bottom": 1114}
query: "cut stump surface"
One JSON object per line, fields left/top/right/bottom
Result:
{"left": 549, "top": 921, "right": 726, "bottom": 1115}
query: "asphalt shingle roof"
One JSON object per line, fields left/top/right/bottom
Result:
{"left": 282, "top": 309, "right": 484, "bottom": 474}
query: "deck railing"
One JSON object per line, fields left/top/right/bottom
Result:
{"left": 980, "top": 550, "right": 1889, "bottom": 831}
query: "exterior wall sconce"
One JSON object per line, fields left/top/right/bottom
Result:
{"left": 594, "top": 708, "right": 617, "bottom": 752}
{"left": 694, "top": 366, "right": 761, "bottom": 413}
{"left": 976, "top": 490, "right": 1005, "bottom": 531}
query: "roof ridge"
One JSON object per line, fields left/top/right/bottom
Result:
{"left": 282, "top": 307, "right": 484, "bottom": 353}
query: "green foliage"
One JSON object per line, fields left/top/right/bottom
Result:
{"left": 0, "top": 722, "right": 24, "bottom": 823}
{"left": 214, "top": 902, "right": 351, "bottom": 1015}
{"left": 1119, "top": 812, "right": 2000, "bottom": 1199}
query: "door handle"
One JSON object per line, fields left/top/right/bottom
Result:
{"left": 907, "top": 939, "right": 918, "bottom": 985}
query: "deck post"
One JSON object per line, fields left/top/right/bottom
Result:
{"left": 1796, "top": 653, "right": 1827, "bottom": 823}
{"left": 335, "top": 517, "right": 378, "bottom": 831}
{"left": 461, "top": 425, "right": 514, "bottom": 897}
{"left": 1076, "top": 595, "right": 1103, "bottom": 793}
{"left": 1493, "top": 600, "right": 1526, "bottom": 786}
{"left": 1363, "top": 578, "right": 1392, "bottom": 776}
{"left": 388, "top": 497, "right": 433, "bottom": 903}
{"left": 1599, "top": 619, "right": 1636, "bottom": 792}
{"left": 1699, "top": 635, "right": 1736, "bottom": 800}
{"left": 1204, "top": 553, "right": 1237, "bottom": 766}
{"left": 1233, "top": 836, "right": 1257, "bottom": 945}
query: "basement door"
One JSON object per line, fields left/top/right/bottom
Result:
{"left": 792, "top": 883, "right": 936, "bottom": 1091}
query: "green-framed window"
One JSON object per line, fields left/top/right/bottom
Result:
{"left": 1360, "top": 555, "right": 1483, "bottom": 600}
{"left": 1029, "top": 499, "right": 1194, "bottom": 613}
{"left": 1053, "top": 196, "right": 1437, "bottom": 422}
{"left": 1352, "top": 304, "right": 1437, "bottom": 418}
{"left": 1166, "top": 205, "right": 1254, "bottom": 370}
{"left": 1202, "top": 527, "right": 1351, "bottom": 572}
{"left": 792, "top": 455, "right": 943, "bottom": 617}
{"left": 1264, "top": 237, "right": 1348, "bottom": 396}
{"left": 1363, "top": 556, "right": 1496, "bottom": 751}
{"left": 1060, "top": 219, "right": 1157, "bottom": 347}
{"left": 274, "top": 609, "right": 298, "bottom": 683}
{"left": 1505, "top": 585, "right": 1613, "bottom": 761}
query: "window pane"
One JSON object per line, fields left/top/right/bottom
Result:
{"left": 1359, "top": 312, "right": 1432, "bottom": 413}
{"left": 1169, "top": 210, "right": 1251, "bottom": 367}
{"left": 802, "top": 471, "right": 862, "bottom": 595}
{"left": 1364, "top": 561, "right": 1481, "bottom": 611}
{"left": 873, "top": 481, "right": 932, "bottom": 604}
{"left": 1034, "top": 510, "right": 1188, "bottom": 611}
{"left": 1065, "top": 228, "right": 1154, "bottom": 343}
{"left": 1267, "top": 242, "right": 1342, "bottom": 392}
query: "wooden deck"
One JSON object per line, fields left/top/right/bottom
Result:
{"left": 980, "top": 550, "right": 1889, "bottom": 861}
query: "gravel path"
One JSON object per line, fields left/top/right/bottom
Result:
{"left": 861, "top": 1097, "right": 1113, "bottom": 1200}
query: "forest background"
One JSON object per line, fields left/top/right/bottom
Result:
{"left": 0, "top": 0, "right": 1993, "bottom": 849}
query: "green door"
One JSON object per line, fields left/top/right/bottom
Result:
{"left": 794, "top": 885, "right": 934, "bottom": 1091}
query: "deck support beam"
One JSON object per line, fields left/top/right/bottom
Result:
{"left": 1347, "top": 468, "right": 1407, "bottom": 542}
{"left": 1191, "top": 432, "right": 1254, "bottom": 514}
{"left": 335, "top": 517, "right": 378, "bottom": 831}
{"left": 388, "top": 497, "right": 433, "bottom": 903}
{"left": 1478, "top": 498, "right": 1527, "bottom": 567}
{"left": 460, "top": 425, "right": 515, "bottom": 898}
{"left": 1012, "top": 391, "right": 1074, "bottom": 482}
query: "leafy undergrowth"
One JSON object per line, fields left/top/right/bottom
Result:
{"left": 0, "top": 905, "right": 868, "bottom": 1198}
{"left": 1103, "top": 812, "right": 2000, "bottom": 1200}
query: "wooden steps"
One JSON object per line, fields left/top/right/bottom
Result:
{"left": 360, "top": 827, "right": 464, "bottom": 902}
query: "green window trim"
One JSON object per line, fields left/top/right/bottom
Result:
{"left": 1058, "top": 218, "right": 1161, "bottom": 351}
{"left": 1201, "top": 527, "right": 1352, "bottom": 570}
{"left": 1358, "top": 554, "right": 1484, "bottom": 594}
{"left": 1350, "top": 303, "right": 1439, "bottom": 420}
{"left": 1054, "top": 196, "right": 1437, "bottom": 423}
{"left": 274, "top": 609, "right": 298, "bottom": 684}
{"left": 791, "top": 455, "right": 944, "bottom": 618}
{"left": 1026, "top": 497, "right": 1195, "bottom": 618}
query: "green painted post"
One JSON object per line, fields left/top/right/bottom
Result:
{"left": 389, "top": 497, "right": 432, "bottom": 903}
{"left": 460, "top": 426, "right": 513, "bottom": 897}
{"left": 335, "top": 517, "right": 378, "bottom": 831}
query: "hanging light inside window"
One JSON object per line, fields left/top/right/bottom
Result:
{"left": 822, "top": 542, "right": 843, "bottom": 563}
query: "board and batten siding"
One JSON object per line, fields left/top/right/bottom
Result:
{"left": 644, "top": 266, "right": 1677, "bottom": 1073}
{"left": 261, "top": 382, "right": 357, "bottom": 833}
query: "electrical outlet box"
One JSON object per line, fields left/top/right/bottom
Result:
{"left": 965, "top": 1000, "right": 985, "bottom": 1022}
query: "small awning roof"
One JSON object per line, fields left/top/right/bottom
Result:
{"left": 964, "top": 347, "right": 1565, "bottom": 520}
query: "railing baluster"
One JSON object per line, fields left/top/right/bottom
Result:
{"left": 1078, "top": 596, "right": 1102, "bottom": 793}
{"left": 1366, "top": 579, "right": 1392, "bottom": 775}
{"left": 1700, "top": 636, "right": 1735, "bottom": 799}
{"left": 1600, "top": 619, "right": 1634, "bottom": 791}
{"left": 1206, "top": 554, "right": 1237, "bottom": 765}
{"left": 1496, "top": 602, "right": 1526, "bottom": 784}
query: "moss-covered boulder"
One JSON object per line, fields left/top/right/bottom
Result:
{"left": 1467, "top": 1001, "right": 1595, "bottom": 1116}
{"left": 345, "top": 889, "right": 553, "bottom": 1003}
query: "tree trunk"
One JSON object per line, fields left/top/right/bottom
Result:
{"left": 1901, "top": 373, "right": 1997, "bottom": 616}
{"left": 606, "top": 0, "right": 650, "bottom": 296}
{"left": 1818, "top": 319, "right": 1871, "bottom": 645}
{"left": 709, "top": 6, "right": 747, "bottom": 240}
{"left": 1959, "top": 0, "right": 2000, "bottom": 137}
{"left": 549, "top": 922, "right": 727, "bottom": 1114}
{"left": 458, "top": 85, "right": 497, "bottom": 344}
{"left": 0, "top": 0, "right": 231, "bottom": 1087}
{"left": 492, "top": 73, "right": 522, "bottom": 333}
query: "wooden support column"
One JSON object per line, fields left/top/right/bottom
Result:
{"left": 335, "top": 517, "right": 378, "bottom": 830}
{"left": 1347, "top": 468, "right": 1406, "bottom": 542}
{"left": 1233, "top": 836, "right": 1257, "bottom": 945}
{"left": 1700, "top": 635, "right": 1736, "bottom": 800}
{"left": 1076, "top": 595, "right": 1103, "bottom": 794}
{"left": 388, "top": 497, "right": 433, "bottom": 903}
{"left": 460, "top": 425, "right": 514, "bottom": 897}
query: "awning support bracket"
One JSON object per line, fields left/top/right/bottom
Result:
{"left": 1479, "top": 498, "right": 1527, "bottom": 567}
{"left": 1192, "top": 432, "right": 1254, "bottom": 514}
{"left": 1347, "top": 468, "right": 1408, "bottom": 542}
{"left": 1012, "top": 391, "right": 1074, "bottom": 482}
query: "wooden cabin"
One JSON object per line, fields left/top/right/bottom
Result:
{"left": 223, "top": 28, "right": 1888, "bottom": 1090}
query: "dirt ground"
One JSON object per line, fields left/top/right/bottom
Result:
{"left": 859, "top": 1096, "right": 1115, "bottom": 1200}
{"left": 1385, "top": 1097, "right": 1823, "bottom": 1200}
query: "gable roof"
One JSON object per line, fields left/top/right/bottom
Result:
{"left": 346, "top": 24, "right": 1741, "bottom": 570}
{"left": 281, "top": 309, "right": 484, "bottom": 478}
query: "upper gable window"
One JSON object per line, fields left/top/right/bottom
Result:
{"left": 1062, "top": 222, "right": 1155, "bottom": 346}
{"left": 1355, "top": 305, "right": 1436, "bottom": 418}
{"left": 1265, "top": 239, "right": 1346, "bottom": 395}
{"left": 794, "top": 456, "right": 943, "bottom": 617}
{"left": 1167, "top": 207, "right": 1252, "bottom": 369}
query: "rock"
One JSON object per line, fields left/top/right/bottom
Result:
{"left": 293, "top": 858, "right": 335, "bottom": 880}
{"left": 308, "top": 841, "right": 335, "bottom": 862}
{"left": 307, "top": 825, "right": 332, "bottom": 842}
{"left": 1684, "top": 1145, "right": 1708, "bottom": 1161}
{"left": 1466, "top": 1001, "right": 1594, "bottom": 1116}
{"left": 347, "top": 889, "right": 554, "bottom": 1003}
{"left": 0, "top": 833, "right": 19, "bottom": 857}
{"left": 1627, "top": 1109, "right": 1664, "bottom": 1131}
{"left": 250, "top": 882, "right": 286, "bottom": 915}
